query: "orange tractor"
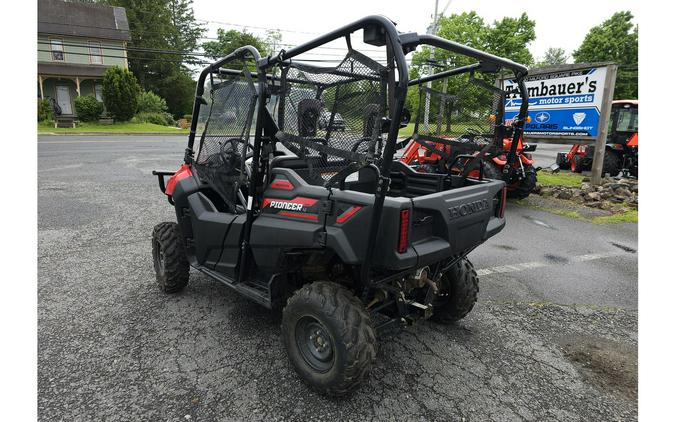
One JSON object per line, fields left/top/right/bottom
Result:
{"left": 396, "top": 69, "right": 537, "bottom": 199}
{"left": 556, "top": 100, "right": 638, "bottom": 177}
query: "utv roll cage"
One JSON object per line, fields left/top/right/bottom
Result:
{"left": 169, "top": 15, "right": 529, "bottom": 295}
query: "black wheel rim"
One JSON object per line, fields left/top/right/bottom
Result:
{"left": 295, "top": 316, "right": 334, "bottom": 373}
{"left": 154, "top": 240, "right": 165, "bottom": 275}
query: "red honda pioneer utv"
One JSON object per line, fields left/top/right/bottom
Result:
{"left": 395, "top": 69, "right": 537, "bottom": 199}
{"left": 151, "top": 16, "right": 529, "bottom": 396}
{"left": 556, "top": 100, "right": 638, "bottom": 177}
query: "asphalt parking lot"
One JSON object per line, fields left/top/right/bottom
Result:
{"left": 38, "top": 135, "right": 637, "bottom": 421}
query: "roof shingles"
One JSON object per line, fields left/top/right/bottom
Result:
{"left": 38, "top": 0, "right": 130, "bottom": 41}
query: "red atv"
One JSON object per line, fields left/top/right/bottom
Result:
{"left": 396, "top": 72, "right": 538, "bottom": 199}
{"left": 556, "top": 100, "right": 638, "bottom": 177}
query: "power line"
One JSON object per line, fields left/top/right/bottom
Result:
{"left": 194, "top": 18, "right": 320, "bottom": 35}
{"left": 38, "top": 40, "right": 212, "bottom": 57}
{"left": 37, "top": 49, "right": 402, "bottom": 66}
{"left": 38, "top": 40, "right": 394, "bottom": 62}
{"left": 37, "top": 49, "right": 211, "bottom": 65}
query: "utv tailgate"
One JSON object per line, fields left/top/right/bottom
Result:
{"left": 410, "top": 180, "right": 506, "bottom": 266}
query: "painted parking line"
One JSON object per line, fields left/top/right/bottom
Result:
{"left": 476, "top": 251, "right": 625, "bottom": 276}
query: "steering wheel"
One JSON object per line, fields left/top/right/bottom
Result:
{"left": 220, "top": 138, "right": 254, "bottom": 159}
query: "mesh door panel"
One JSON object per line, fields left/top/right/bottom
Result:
{"left": 274, "top": 50, "right": 389, "bottom": 185}
{"left": 414, "top": 74, "right": 502, "bottom": 142}
{"left": 193, "top": 70, "right": 258, "bottom": 208}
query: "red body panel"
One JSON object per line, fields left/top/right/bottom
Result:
{"left": 165, "top": 164, "right": 193, "bottom": 196}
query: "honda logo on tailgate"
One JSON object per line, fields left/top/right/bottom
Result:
{"left": 448, "top": 199, "right": 490, "bottom": 219}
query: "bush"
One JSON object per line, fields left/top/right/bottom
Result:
{"left": 183, "top": 114, "right": 192, "bottom": 123}
{"left": 132, "top": 112, "right": 175, "bottom": 126}
{"left": 137, "top": 91, "right": 168, "bottom": 113}
{"left": 38, "top": 99, "right": 53, "bottom": 122}
{"left": 102, "top": 67, "right": 141, "bottom": 121}
{"left": 74, "top": 95, "right": 104, "bottom": 122}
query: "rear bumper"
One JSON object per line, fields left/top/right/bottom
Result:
{"left": 408, "top": 179, "right": 506, "bottom": 267}
{"left": 485, "top": 215, "right": 506, "bottom": 239}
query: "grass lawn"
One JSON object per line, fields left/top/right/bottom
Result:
{"left": 398, "top": 124, "right": 414, "bottom": 138}
{"left": 514, "top": 199, "right": 638, "bottom": 224}
{"left": 537, "top": 171, "right": 585, "bottom": 188}
{"left": 38, "top": 121, "right": 189, "bottom": 134}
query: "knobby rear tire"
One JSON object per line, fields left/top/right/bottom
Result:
{"left": 281, "top": 281, "right": 377, "bottom": 396}
{"left": 431, "top": 258, "right": 479, "bottom": 323}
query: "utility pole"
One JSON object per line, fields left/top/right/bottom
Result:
{"left": 423, "top": 0, "right": 439, "bottom": 133}
{"left": 423, "top": 0, "right": 452, "bottom": 133}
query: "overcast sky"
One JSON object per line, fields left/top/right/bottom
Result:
{"left": 192, "top": 0, "right": 639, "bottom": 62}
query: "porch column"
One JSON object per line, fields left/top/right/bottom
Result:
{"left": 75, "top": 77, "right": 81, "bottom": 96}
{"left": 38, "top": 75, "right": 44, "bottom": 99}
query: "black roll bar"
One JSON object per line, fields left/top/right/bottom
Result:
{"left": 411, "top": 34, "right": 528, "bottom": 76}
{"left": 402, "top": 33, "right": 530, "bottom": 178}
{"left": 408, "top": 63, "right": 482, "bottom": 86}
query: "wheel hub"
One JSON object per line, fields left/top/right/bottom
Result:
{"left": 295, "top": 317, "right": 334, "bottom": 372}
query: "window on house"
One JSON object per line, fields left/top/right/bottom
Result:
{"left": 50, "top": 39, "right": 64, "bottom": 61}
{"left": 89, "top": 41, "right": 103, "bottom": 65}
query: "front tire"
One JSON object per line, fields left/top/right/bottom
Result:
{"left": 571, "top": 154, "right": 583, "bottom": 173}
{"left": 281, "top": 281, "right": 377, "bottom": 396}
{"left": 556, "top": 152, "right": 570, "bottom": 170}
{"left": 602, "top": 150, "right": 622, "bottom": 176}
{"left": 152, "top": 222, "right": 189, "bottom": 293}
{"left": 507, "top": 165, "right": 537, "bottom": 199}
{"left": 431, "top": 258, "right": 479, "bottom": 323}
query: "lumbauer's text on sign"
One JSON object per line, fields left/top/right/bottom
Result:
{"left": 502, "top": 67, "right": 607, "bottom": 137}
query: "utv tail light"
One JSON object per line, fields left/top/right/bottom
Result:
{"left": 398, "top": 209, "right": 410, "bottom": 253}
{"left": 499, "top": 187, "right": 507, "bottom": 218}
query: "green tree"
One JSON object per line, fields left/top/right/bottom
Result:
{"left": 202, "top": 28, "right": 269, "bottom": 63}
{"left": 573, "top": 11, "right": 638, "bottom": 99}
{"left": 102, "top": 66, "right": 141, "bottom": 121}
{"left": 485, "top": 13, "right": 536, "bottom": 66}
{"left": 407, "top": 12, "right": 535, "bottom": 124}
{"left": 168, "top": 0, "right": 205, "bottom": 65}
{"left": 536, "top": 47, "right": 568, "bottom": 67}
{"left": 264, "top": 29, "right": 283, "bottom": 55}
{"left": 152, "top": 71, "right": 196, "bottom": 118}
{"left": 101, "top": 0, "right": 203, "bottom": 117}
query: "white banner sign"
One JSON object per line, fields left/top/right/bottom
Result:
{"left": 503, "top": 66, "right": 608, "bottom": 136}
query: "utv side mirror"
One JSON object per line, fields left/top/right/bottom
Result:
{"left": 522, "top": 143, "right": 537, "bottom": 152}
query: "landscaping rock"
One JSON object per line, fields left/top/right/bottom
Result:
{"left": 534, "top": 171, "right": 638, "bottom": 210}
{"left": 557, "top": 190, "right": 573, "bottom": 200}
{"left": 587, "top": 192, "right": 602, "bottom": 201}
{"left": 615, "top": 188, "right": 631, "bottom": 197}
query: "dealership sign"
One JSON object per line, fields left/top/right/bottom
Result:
{"left": 502, "top": 66, "right": 607, "bottom": 136}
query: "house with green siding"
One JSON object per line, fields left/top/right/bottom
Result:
{"left": 38, "top": 0, "right": 131, "bottom": 117}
